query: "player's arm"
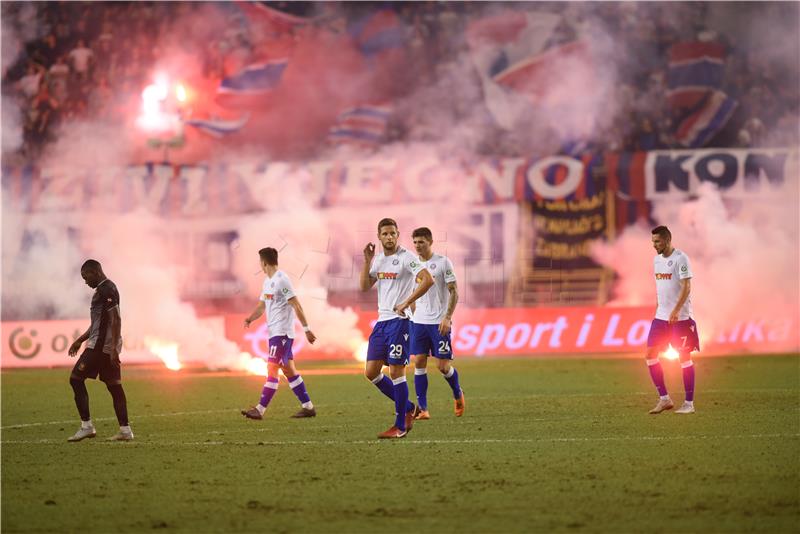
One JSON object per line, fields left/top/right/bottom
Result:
{"left": 395, "top": 268, "right": 434, "bottom": 316}
{"left": 439, "top": 281, "right": 459, "bottom": 335}
{"left": 244, "top": 301, "right": 265, "bottom": 329}
{"left": 360, "top": 243, "right": 377, "bottom": 291}
{"left": 68, "top": 327, "right": 92, "bottom": 357}
{"left": 669, "top": 278, "right": 691, "bottom": 323}
{"left": 108, "top": 305, "right": 122, "bottom": 364}
{"left": 288, "top": 297, "right": 316, "bottom": 344}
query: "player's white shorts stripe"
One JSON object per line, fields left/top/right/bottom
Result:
{"left": 288, "top": 376, "right": 304, "bottom": 388}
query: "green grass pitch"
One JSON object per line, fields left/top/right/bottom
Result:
{"left": 2, "top": 354, "right": 799, "bottom": 533}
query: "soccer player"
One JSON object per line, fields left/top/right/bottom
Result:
{"left": 361, "top": 218, "right": 434, "bottom": 439}
{"left": 646, "top": 226, "right": 699, "bottom": 415}
{"left": 67, "top": 259, "right": 132, "bottom": 441}
{"left": 241, "top": 247, "right": 318, "bottom": 420}
{"left": 408, "top": 227, "right": 465, "bottom": 419}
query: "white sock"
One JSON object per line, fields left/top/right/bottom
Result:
{"left": 302, "top": 401, "right": 314, "bottom": 410}
{"left": 660, "top": 395, "right": 671, "bottom": 401}
{"left": 81, "top": 420, "right": 93, "bottom": 429}
{"left": 256, "top": 404, "right": 266, "bottom": 415}
{"left": 120, "top": 425, "right": 132, "bottom": 433}
{"left": 685, "top": 400, "right": 694, "bottom": 406}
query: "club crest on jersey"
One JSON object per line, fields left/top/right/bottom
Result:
{"left": 377, "top": 272, "right": 398, "bottom": 280}
{"left": 655, "top": 273, "right": 673, "bottom": 280}
{"left": 270, "top": 282, "right": 275, "bottom": 288}
{"left": 392, "top": 259, "right": 399, "bottom": 266}
{"left": 430, "top": 263, "right": 436, "bottom": 269}
{"left": 668, "top": 260, "right": 673, "bottom": 266}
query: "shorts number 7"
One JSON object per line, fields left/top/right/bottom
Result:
{"left": 680, "top": 335, "right": 688, "bottom": 348}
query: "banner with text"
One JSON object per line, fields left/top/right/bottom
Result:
{"left": 4, "top": 306, "right": 795, "bottom": 368}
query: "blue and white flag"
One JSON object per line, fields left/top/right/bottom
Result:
{"left": 184, "top": 114, "right": 250, "bottom": 138}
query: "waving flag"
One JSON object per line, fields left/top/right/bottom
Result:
{"left": 234, "top": 1, "right": 312, "bottom": 36}
{"left": 468, "top": 11, "right": 587, "bottom": 129}
{"left": 183, "top": 114, "right": 250, "bottom": 138}
{"left": 675, "top": 91, "right": 738, "bottom": 148}
{"left": 348, "top": 9, "right": 407, "bottom": 57}
{"left": 216, "top": 60, "right": 288, "bottom": 107}
{"left": 667, "top": 41, "right": 726, "bottom": 109}
{"left": 328, "top": 104, "right": 392, "bottom": 148}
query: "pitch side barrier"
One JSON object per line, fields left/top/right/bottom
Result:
{"left": 3, "top": 307, "right": 797, "bottom": 368}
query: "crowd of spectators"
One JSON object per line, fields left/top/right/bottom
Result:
{"left": 3, "top": 1, "right": 797, "bottom": 161}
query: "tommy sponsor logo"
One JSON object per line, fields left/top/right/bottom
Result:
{"left": 377, "top": 272, "right": 398, "bottom": 280}
{"left": 655, "top": 273, "right": 673, "bottom": 280}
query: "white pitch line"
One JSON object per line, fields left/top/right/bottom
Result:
{"left": 2, "top": 433, "right": 798, "bottom": 446}
{"left": 3, "top": 385, "right": 797, "bottom": 430}
{"left": 0, "top": 409, "right": 238, "bottom": 430}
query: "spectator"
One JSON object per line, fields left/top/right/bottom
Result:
{"left": 18, "top": 63, "right": 45, "bottom": 100}
{"left": 68, "top": 38, "right": 94, "bottom": 81}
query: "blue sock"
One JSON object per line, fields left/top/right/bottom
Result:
{"left": 393, "top": 376, "right": 409, "bottom": 430}
{"left": 444, "top": 366, "right": 461, "bottom": 399}
{"left": 414, "top": 368, "right": 428, "bottom": 410}
{"left": 371, "top": 374, "right": 395, "bottom": 401}
{"left": 288, "top": 374, "right": 311, "bottom": 406}
{"left": 258, "top": 377, "right": 280, "bottom": 410}
{"left": 372, "top": 374, "right": 413, "bottom": 412}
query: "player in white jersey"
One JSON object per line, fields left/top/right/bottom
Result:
{"left": 360, "top": 218, "right": 434, "bottom": 439}
{"left": 241, "top": 247, "right": 318, "bottom": 420}
{"left": 408, "top": 227, "right": 465, "bottom": 420}
{"left": 645, "top": 226, "right": 699, "bottom": 415}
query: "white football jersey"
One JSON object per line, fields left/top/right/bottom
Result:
{"left": 654, "top": 249, "right": 693, "bottom": 321}
{"left": 259, "top": 270, "right": 297, "bottom": 338}
{"left": 369, "top": 246, "right": 425, "bottom": 322}
{"left": 412, "top": 253, "right": 457, "bottom": 325}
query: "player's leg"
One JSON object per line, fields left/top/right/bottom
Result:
{"left": 435, "top": 330, "right": 464, "bottom": 417}
{"left": 645, "top": 320, "right": 673, "bottom": 414}
{"left": 387, "top": 363, "right": 412, "bottom": 436}
{"left": 365, "top": 323, "right": 395, "bottom": 402}
{"left": 410, "top": 322, "right": 431, "bottom": 418}
{"left": 412, "top": 354, "right": 430, "bottom": 419}
{"left": 378, "top": 320, "right": 415, "bottom": 439}
{"left": 673, "top": 320, "right": 698, "bottom": 414}
{"left": 99, "top": 353, "right": 133, "bottom": 441}
{"left": 67, "top": 350, "right": 97, "bottom": 442}
{"left": 242, "top": 337, "right": 283, "bottom": 420}
{"left": 282, "top": 359, "right": 316, "bottom": 418}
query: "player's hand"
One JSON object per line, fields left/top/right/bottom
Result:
{"left": 244, "top": 318, "right": 252, "bottom": 329}
{"left": 394, "top": 300, "right": 411, "bottom": 317}
{"left": 439, "top": 317, "right": 452, "bottom": 336}
{"left": 305, "top": 330, "right": 316, "bottom": 344}
{"left": 363, "top": 243, "right": 376, "bottom": 262}
{"left": 68, "top": 340, "right": 82, "bottom": 357}
{"left": 668, "top": 310, "right": 679, "bottom": 324}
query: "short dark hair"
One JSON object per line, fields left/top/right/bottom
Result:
{"left": 651, "top": 225, "right": 671, "bottom": 240}
{"left": 411, "top": 227, "right": 433, "bottom": 241}
{"left": 81, "top": 259, "right": 102, "bottom": 272}
{"left": 377, "top": 218, "right": 398, "bottom": 232}
{"left": 259, "top": 247, "right": 278, "bottom": 265}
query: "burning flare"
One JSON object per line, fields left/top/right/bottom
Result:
{"left": 663, "top": 345, "right": 680, "bottom": 360}
{"left": 144, "top": 336, "right": 182, "bottom": 371}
